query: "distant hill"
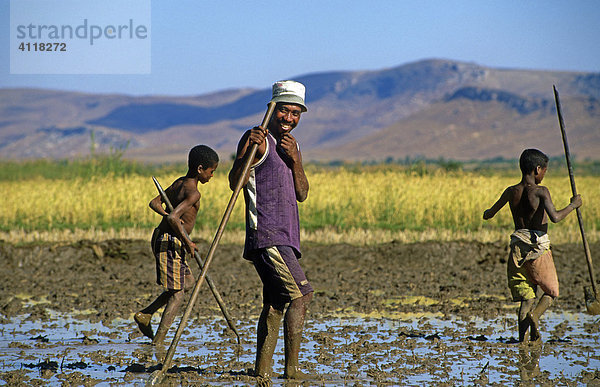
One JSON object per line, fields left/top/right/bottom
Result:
{"left": 311, "top": 86, "right": 600, "bottom": 161}
{"left": 0, "top": 59, "right": 598, "bottom": 162}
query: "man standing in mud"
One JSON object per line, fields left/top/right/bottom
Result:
{"left": 229, "top": 80, "right": 313, "bottom": 380}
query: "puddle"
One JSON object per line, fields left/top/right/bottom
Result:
{"left": 0, "top": 310, "right": 599, "bottom": 385}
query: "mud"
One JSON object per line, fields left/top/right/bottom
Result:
{"left": 1, "top": 239, "right": 599, "bottom": 385}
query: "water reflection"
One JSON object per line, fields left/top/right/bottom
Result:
{"left": 517, "top": 344, "right": 541, "bottom": 382}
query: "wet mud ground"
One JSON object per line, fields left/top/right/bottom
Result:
{"left": 1, "top": 239, "right": 599, "bottom": 385}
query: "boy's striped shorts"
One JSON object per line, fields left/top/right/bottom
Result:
{"left": 151, "top": 228, "right": 191, "bottom": 291}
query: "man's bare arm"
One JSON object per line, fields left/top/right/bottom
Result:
{"left": 483, "top": 188, "right": 510, "bottom": 220}
{"left": 278, "top": 132, "right": 309, "bottom": 202}
{"left": 290, "top": 151, "right": 309, "bottom": 202}
{"left": 540, "top": 187, "right": 582, "bottom": 223}
{"left": 228, "top": 128, "right": 266, "bottom": 190}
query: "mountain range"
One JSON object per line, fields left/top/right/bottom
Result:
{"left": 1, "top": 58, "right": 598, "bottom": 162}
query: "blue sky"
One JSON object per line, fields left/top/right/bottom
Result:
{"left": 1, "top": 0, "right": 599, "bottom": 96}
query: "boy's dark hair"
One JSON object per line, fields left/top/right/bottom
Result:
{"left": 519, "top": 148, "right": 549, "bottom": 174}
{"left": 188, "top": 145, "right": 219, "bottom": 171}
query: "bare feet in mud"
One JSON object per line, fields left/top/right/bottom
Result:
{"left": 152, "top": 343, "right": 167, "bottom": 363}
{"left": 527, "top": 312, "right": 541, "bottom": 342}
{"left": 151, "top": 336, "right": 166, "bottom": 346}
{"left": 251, "top": 370, "right": 313, "bottom": 386}
{"left": 134, "top": 312, "right": 154, "bottom": 340}
{"left": 282, "top": 369, "right": 313, "bottom": 381}
{"left": 253, "top": 374, "right": 273, "bottom": 387}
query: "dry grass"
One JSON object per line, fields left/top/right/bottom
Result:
{"left": 1, "top": 169, "right": 598, "bottom": 245}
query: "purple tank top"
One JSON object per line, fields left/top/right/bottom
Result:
{"left": 243, "top": 133, "right": 301, "bottom": 258}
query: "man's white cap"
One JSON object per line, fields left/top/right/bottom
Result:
{"left": 270, "top": 80, "right": 307, "bottom": 112}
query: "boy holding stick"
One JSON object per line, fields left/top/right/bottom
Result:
{"left": 135, "top": 145, "right": 218, "bottom": 345}
{"left": 483, "top": 148, "right": 581, "bottom": 342}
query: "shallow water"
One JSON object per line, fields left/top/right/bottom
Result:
{"left": 0, "top": 311, "right": 599, "bottom": 385}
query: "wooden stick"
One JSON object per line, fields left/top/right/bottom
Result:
{"left": 553, "top": 85, "right": 597, "bottom": 296}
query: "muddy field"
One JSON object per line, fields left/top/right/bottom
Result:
{"left": 1, "top": 239, "right": 599, "bottom": 385}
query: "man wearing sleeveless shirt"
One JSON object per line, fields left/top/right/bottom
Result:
{"left": 229, "top": 80, "right": 313, "bottom": 380}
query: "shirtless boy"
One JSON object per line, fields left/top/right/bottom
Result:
{"left": 134, "top": 145, "right": 218, "bottom": 345}
{"left": 483, "top": 149, "right": 582, "bottom": 342}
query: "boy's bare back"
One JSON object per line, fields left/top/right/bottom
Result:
{"left": 483, "top": 151, "right": 581, "bottom": 232}
{"left": 499, "top": 182, "right": 551, "bottom": 233}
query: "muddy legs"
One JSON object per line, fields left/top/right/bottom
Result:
{"left": 518, "top": 294, "right": 554, "bottom": 343}
{"left": 283, "top": 293, "right": 312, "bottom": 379}
{"left": 135, "top": 291, "right": 172, "bottom": 340}
{"left": 135, "top": 290, "right": 185, "bottom": 345}
{"left": 135, "top": 272, "right": 193, "bottom": 343}
{"left": 152, "top": 290, "right": 184, "bottom": 345}
{"left": 254, "top": 292, "right": 313, "bottom": 380}
{"left": 528, "top": 294, "right": 553, "bottom": 342}
{"left": 518, "top": 298, "right": 535, "bottom": 342}
{"left": 254, "top": 304, "right": 283, "bottom": 378}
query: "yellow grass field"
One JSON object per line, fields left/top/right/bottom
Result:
{"left": 1, "top": 169, "right": 598, "bottom": 244}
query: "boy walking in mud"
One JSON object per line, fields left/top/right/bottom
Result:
{"left": 483, "top": 148, "right": 581, "bottom": 342}
{"left": 134, "top": 145, "right": 219, "bottom": 345}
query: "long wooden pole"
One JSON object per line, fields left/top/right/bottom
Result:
{"left": 553, "top": 85, "right": 598, "bottom": 303}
